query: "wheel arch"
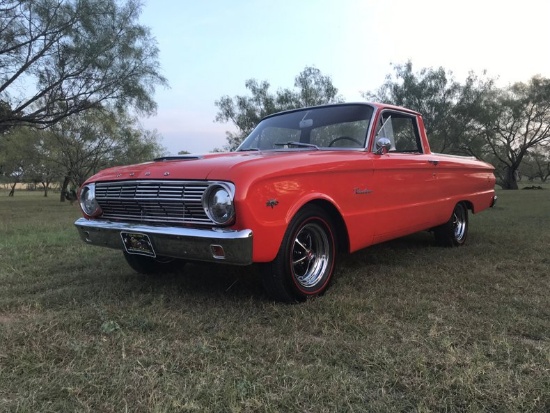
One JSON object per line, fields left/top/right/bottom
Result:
{"left": 460, "top": 200, "right": 474, "bottom": 213}
{"left": 299, "top": 199, "right": 350, "bottom": 255}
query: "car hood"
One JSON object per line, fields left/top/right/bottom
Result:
{"left": 84, "top": 150, "right": 370, "bottom": 184}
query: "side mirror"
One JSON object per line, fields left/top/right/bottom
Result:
{"left": 375, "top": 137, "right": 391, "bottom": 155}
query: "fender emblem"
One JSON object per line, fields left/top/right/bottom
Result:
{"left": 266, "top": 199, "right": 279, "bottom": 208}
{"left": 354, "top": 187, "right": 373, "bottom": 195}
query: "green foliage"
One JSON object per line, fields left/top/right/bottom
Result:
{"left": 479, "top": 76, "right": 550, "bottom": 189}
{"left": 0, "top": 127, "right": 41, "bottom": 186}
{"left": 215, "top": 66, "right": 343, "bottom": 151}
{"left": 0, "top": 100, "right": 14, "bottom": 133}
{"left": 363, "top": 61, "right": 495, "bottom": 154}
{"left": 45, "top": 108, "right": 165, "bottom": 186}
{"left": 519, "top": 147, "right": 550, "bottom": 182}
{"left": 0, "top": 0, "right": 167, "bottom": 130}
{"left": 0, "top": 126, "right": 64, "bottom": 197}
{"left": 365, "top": 62, "right": 550, "bottom": 190}
{"left": 0, "top": 108, "right": 165, "bottom": 197}
{"left": 0, "top": 190, "right": 549, "bottom": 411}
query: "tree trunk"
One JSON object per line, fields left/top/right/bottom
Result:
{"left": 8, "top": 182, "right": 16, "bottom": 196}
{"left": 59, "top": 176, "right": 70, "bottom": 202}
{"left": 501, "top": 166, "right": 519, "bottom": 190}
{"left": 41, "top": 182, "right": 48, "bottom": 197}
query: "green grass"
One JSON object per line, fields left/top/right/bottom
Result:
{"left": 0, "top": 188, "right": 549, "bottom": 412}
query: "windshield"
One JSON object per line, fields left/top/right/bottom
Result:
{"left": 237, "top": 104, "right": 374, "bottom": 151}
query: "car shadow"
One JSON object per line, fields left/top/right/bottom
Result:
{"left": 131, "top": 261, "right": 267, "bottom": 301}
{"left": 121, "top": 231, "right": 438, "bottom": 302}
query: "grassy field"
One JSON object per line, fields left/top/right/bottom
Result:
{"left": 0, "top": 188, "right": 548, "bottom": 412}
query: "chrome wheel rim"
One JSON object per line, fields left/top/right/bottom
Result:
{"left": 291, "top": 222, "right": 330, "bottom": 288}
{"left": 453, "top": 206, "right": 467, "bottom": 242}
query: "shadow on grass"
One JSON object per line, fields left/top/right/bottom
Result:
{"left": 133, "top": 261, "right": 267, "bottom": 301}
{"left": 86, "top": 231, "right": 440, "bottom": 304}
{"left": 1, "top": 229, "right": 461, "bottom": 315}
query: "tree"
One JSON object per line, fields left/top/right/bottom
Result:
{"left": 0, "top": 0, "right": 167, "bottom": 131}
{"left": 1, "top": 107, "right": 164, "bottom": 198}
{"left": 475, "top": 77, "right": 550, "bottom": 189}
{"left": 43, "top": 108, "right": 165, "bottom": 201}
{"left": 363, "top": 61, "right": 495, "bottom": 154}
{"left": 27, "top": 131, "right": 64, "bottom": 196}
{"left": 215, "top": 66, "right": 342, "bottom": 151}
{"left": 364, "top": 62, "right": 550, "bottom": 189}
{"left": 294, "top": 66, "right": 340, "bottom": 107}
{"left": 519, "top": 146, "right": 550, "bottom": 182}
{"left": 0, "top": 126, "right": 40, "bottom": 195}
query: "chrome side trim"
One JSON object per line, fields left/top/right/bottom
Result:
{"left": 74, "top": 218, "right": 253, "bottom": 265}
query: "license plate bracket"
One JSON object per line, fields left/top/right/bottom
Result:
{"left": 120, "top": 232, "right": 156, "bottom": 257}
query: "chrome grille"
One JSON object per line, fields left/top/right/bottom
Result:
{"left": 95, "top": 180, "right": 211, "bottom": 225}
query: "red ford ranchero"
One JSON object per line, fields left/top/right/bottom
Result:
{"left": 75, "top": 103, "right": 497, "bottom": 302}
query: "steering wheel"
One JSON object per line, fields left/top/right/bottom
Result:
{"left": 328, "top": 136, "right": 363, "bottom": 147}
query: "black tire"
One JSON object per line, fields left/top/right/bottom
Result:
{"left": 123, "top": 252, "right": 185, "bottom": 275}
{"left": 261, "top": 205, "right": 337, "bottom": 302}
{"left": 434, "top": 203, "right": 469, "bottom": 247}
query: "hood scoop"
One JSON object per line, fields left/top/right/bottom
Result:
{"left": 154, "top": 155, "right": 203, "bottom": 162}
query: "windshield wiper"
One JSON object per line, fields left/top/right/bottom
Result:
{"left": 273, "top": 141, "right": 319, "bottom": 150}
{"left": 237, "top": 148, "right": 261, "bottom": 152}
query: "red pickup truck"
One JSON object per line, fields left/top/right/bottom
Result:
{"left": 75, "top": 103, "right": 497, "bottom": 302}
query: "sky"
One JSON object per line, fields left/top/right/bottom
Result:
{"left": 139, "top": 0, "right": 550, "bottom": 155}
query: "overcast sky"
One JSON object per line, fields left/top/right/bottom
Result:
{"left": 140, "top": 0, "right": 550, "bottom": 154}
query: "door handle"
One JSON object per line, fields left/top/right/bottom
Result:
{"left": 428, "top": 160, "right": 439, "bottom": 166}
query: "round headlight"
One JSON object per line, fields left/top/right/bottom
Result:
{"left": 203, "top": 183, "right": 235, "bottom": 225}
{"left": 79, "top": 183, "right": 102, "bottom": 217}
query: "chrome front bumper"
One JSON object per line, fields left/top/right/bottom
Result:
{"left": 74, "top": 218, "right": 253, "bottom": 265}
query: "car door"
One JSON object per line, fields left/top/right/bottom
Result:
{"left": 368, "top": 110, "right": 442, "bottom": 243}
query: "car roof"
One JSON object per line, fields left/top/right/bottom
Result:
{"left": 261, "top": 102, "right": 421, "bottom": 121}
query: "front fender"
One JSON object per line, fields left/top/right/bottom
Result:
{"left": 235, "top": 178, "right": 346, "bottom": 263}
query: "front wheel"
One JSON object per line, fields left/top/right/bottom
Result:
{"left": 261, "top": 206, "right": 337, "bottom": 302}
{"left": 434, "top": 203, "right": 469, "bottom": 247}
{"left": 123, "top": 252, "right": 185, "bottom": 275}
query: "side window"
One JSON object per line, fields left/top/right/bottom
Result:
{"left": 377, "top": 112, "right": 423, "bottom": 153}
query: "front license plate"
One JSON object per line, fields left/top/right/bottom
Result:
{"left": 120, "top": 232, "right": 156, "bottom": 257}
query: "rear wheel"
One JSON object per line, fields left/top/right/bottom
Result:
{"left": 123, "top": 252, "right": 185, "bottom": 275}
{"left": 434, "top": 203, "right": 469, "bottom": 247}
{"left": 262, "top": 205, "right": 336, "bottom": 302}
